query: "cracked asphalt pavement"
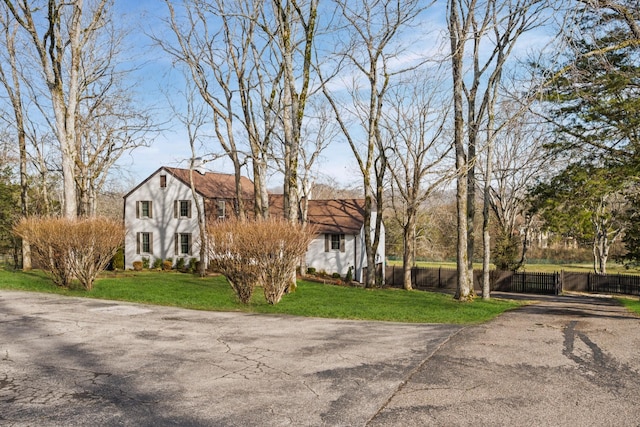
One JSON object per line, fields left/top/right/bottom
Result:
{"left": 1, "top": 290, "right": 639, "bottom": 426}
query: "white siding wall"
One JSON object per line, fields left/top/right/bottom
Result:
{"left": 124, "top": 169, "right": 203, "bottom": 269}
{"left": 305, "top": 234, "right": 357, "bottom": 277}
{"left": 305, "top": 213, "right": 386, "bottom": 283}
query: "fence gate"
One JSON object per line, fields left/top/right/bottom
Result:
{"left": 508, "top": 271, "right": 560, "bottom": 295}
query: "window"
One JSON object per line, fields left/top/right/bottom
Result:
{"left": 160, "top": 175, "right": 167, "bottom": 188}
{"left": 325, "top": 234, "right": 345, "bottom": 253}
{"left": 180, "top": 200, "right": 189, "bottom": 217}
{"left": 174, "top": 233, "right": 192, "bottom": 255}
{"left": 136, "top": 201, "right": 152, "bottom": 218}
{"left": 136, "top": 232, "right": 153, "bottom": 254}
{"left": 174, "top": 200, "right": 192, "bottom": 218}
{"left": 217, "top": 200, "right": 225, "bottom": 219}
{"left": 331, "top": 234, "right": 341, "bottom": 250}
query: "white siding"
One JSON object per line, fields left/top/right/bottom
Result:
{"left": 305, "top": 234, "right": 357, "bottom": 277}
{"left": 124, "top": 169, "right": 203, "bottom": 268}
{"left": 305, "top": 213, "right": 385, "bottom": 283}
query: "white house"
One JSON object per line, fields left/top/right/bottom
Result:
{"left": 123, "top": 166, "right": 384, "bottom": 282}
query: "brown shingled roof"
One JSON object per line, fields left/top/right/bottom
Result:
{"left": 164, "top": 167, "right": 254, "bottom": 200}
{"left": 269, "top": 195, "right": 366, "bottom": 234}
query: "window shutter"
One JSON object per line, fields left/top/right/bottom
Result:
{"left": 149, "top": 202, "right": 153, "bottom": 219}
{"left": 173, "top": 200, "right": 178, "bottom": 218}
{"left": 174, "top": 233, "right": 179, "bottom": 255}
{"left": 136, "top": 232, "right": 140, "bottom": 254}
{"left": 188, "top": 201, "right": 192, "bottom": 218}
{"left": 188, "top": 234, "right": 192, "bottom": 255}
{"left": 340, "top": 234, "right": 346, "bottom": 253}
{"left": 325, "top": 234, "right": 330, "bottom": 252}
{"left": 136, "top": 201, "right": 140, "bottom": 218}
{"left": 149, "top": 233, "right": 154, "bottom": 255}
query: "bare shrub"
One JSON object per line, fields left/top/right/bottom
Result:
{"left": 207, "top": 218, "right": 315, "bottom": 304}
{"left": 207, "top": 220, "right": 263, "bottom": 304}
{"left": 14, "top": 217, "right": 125, "bottom": 290}
{"left": 251, "top": 219, "right": 315, "bottom": 304}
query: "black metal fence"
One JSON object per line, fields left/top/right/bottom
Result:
{"left": 507, "top": 271, "right": 560, "bottom": 295}
{"left": 385, "top": 265, "right": 640, "bottom": 296}
{"left": 586, "top": 273, "right": 640, "bottom": 296}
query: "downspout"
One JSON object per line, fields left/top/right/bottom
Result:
{"left": 354, "top": 233, "right": 358, "bottom": 282}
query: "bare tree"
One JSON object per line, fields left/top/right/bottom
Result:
{"left": 73, "top": 16, "right": 153, "bottom": 216}
{"left": 0, "top": 5, "right": 30, "bottom": 267}
{"left": 2, "top": 0, "right": 111, "bottom": 218}
{"left": 272, "top": 98, "right": 336, "bottom": 224}
{"left": 160, "top": 0, "right": 256, "bottom": 219}
{"left": 382, "top": 69, "right": 452, "bottom": 290}
{"left": 447, "top": 0, "right": 549, "bottom": 300}
{"left": 160, "top": 0, "right": 319, "bottom": 221}
{"left": 321, "top": 0, "right": 427, "bottom": 288}
{"left": 168, "top": 77, "right": 210, "bottom": 277}
{"left": 271, "top": 0, "right": 319, "bottom": 223}
{"left": 478, "top": 106, "right": 555, "bottom": 266}
{"left": 2, "top": 0, "right": 150, "bottom": 218}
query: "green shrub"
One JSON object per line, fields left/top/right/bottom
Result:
{"left": 132, "top": 261, "right": 143, "bottom": 271}
{"left": 152, "top": 258, "right": 163, "bottom": 270}
{"left": 142, "top": 257, "right": 150, "bottom": 269}
{"left": 176, "top": 257, "right": 185, "bottom": 270}
{"left": 306, "top": 267, "right": 316, "bottom": 275}
{"left": 189, "top": 257, "right": 197, "bottom": 272}
{"left": 332, "top": 272, "right": 341, "bottom": 279}
{"left": 346, "top": 267, "right": 353, "bottom": 283}
{"left": 493, "top": 231, "right": 521, "bottom": 271}
{"left": 112, "top": 247, "right": 124, "bottom": 270}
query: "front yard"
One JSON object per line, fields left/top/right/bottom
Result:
{"left": 0, "top": 269, "right": 524, "bottom": 324}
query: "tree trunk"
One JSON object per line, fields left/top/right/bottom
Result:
{"left": 364, "top": 193, "right": 377, "bottom": 288}
{"left": 449, "top": 0, "right": 472, "bottom": 301}
{"left": 403, "top": 208, "right": 415, "bottom": 291}
{"left": 252, "top": 157, "right": 269, "bottom": 219}
{"left": 482, "top": 162, "right": 492, "bottom": 299}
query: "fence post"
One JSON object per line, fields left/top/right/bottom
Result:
{"left": 391, "top": 265, "right": 395, "bottom": 287}
{"left": 438, "top": 267, "right": 442, "bottom": 288}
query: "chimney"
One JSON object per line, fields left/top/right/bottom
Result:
{"left": 192, "top": 157, "right": 206, "bottom": 175}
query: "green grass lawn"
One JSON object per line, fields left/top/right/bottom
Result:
{"left": 0, "top": 269, "right": 523, "bottom": 324}
{"left": 618, "top": 297, "right": 640, "bottom": 317}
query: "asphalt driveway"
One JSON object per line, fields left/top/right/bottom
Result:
{"left": 0, "top": 290, "right": 461, "bottom": 426}
{"left": 371, "top": 293, "right": 640, "bottom": 426}
{"left": 1, "top": 290, "right": 639, "bottom": 426}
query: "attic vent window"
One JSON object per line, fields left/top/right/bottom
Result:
{"left": 160, "top": 175, "right": 166, "bottom": 188}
